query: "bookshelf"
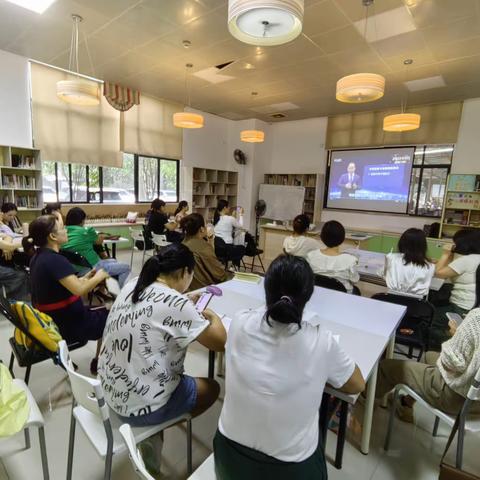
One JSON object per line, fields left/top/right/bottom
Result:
{"left": 264, "top": 173, "right": 321, "bottom": 221}
{"left": 192, "top": 168, "right": 238, "bottom": 222}
{"left": 439, "top": 174, "right": 480, "bottom": 238}
{"left": 0, "top": 145, "right": 43, "bottom": 211}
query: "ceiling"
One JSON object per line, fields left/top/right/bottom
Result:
{"left": 1, "top": 0, "right": 480, "bottom": 122}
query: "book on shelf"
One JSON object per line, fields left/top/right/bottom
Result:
{"left": 15, "top": 195, "right": 38, "bottom": 208}
{"left": 2, "top": 174, "right": 36, "bottom": 189}
{"left": 11, "top": 154, "right": 36, "bottom": 169}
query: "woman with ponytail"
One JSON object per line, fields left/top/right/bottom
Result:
{"left": 28, "top": 215, "right": 110, "bottom": 374}
{"left": 213, "top": 199, "right": 246, "bottom": 267}
{"left": 214, "top": 254, "right": 365, "bottom": 479}
{"left": 98, "top": 243, "right": 226, "bottom": 432}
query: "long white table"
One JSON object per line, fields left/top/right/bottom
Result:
{"left": 206, "top": 279, "right": 406, "bottom": 458}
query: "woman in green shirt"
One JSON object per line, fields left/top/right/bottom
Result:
{"left": 62, "top": 207, "right": 131, "bottom": 287}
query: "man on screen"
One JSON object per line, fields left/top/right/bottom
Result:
{"left": 338, "top": 162, "right": 362, "bottom": 198}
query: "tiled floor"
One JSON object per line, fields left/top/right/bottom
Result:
{"left": 1, "top": 250, "right": 479, "bottom": 479}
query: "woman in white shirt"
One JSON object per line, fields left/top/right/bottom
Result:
{"left": 307, "top": 220, "right": 360, "bottom": 293}
{"left": 98, "top": 243, "right": 226, "bottom": 429}
{"left": 384, "top": 228, "right": 435, "bottom": 297}
{"left": 213, "top": 199, "right": 245, "bottom": 267}
{"left": 214, "top": 254, "right": 365, "bottom": 479}
{"left": 430, "top": 229, "right": 480, "bottom": 349}
{"left": 283, "top": 214, "right": 321, "bottom": 259}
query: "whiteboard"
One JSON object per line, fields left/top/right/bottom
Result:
{"left": 258, "top": 184, "right": 305, "bottom": 221}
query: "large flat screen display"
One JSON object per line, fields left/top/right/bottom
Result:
{"left": 326, "top": 147, "right": 414, "bottom": 214}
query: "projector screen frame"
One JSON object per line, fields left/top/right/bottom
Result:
{"left": 323, "top": 145, "right": 416, "bottom": 215}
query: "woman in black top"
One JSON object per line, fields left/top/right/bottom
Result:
{"left": 27, "top": 215, "right": 110, "bottom": 374}
{"left": 147, "top": 198, "right": 182, "bottom": 243}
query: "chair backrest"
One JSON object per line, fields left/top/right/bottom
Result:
{"left": 119, "top": 424, "right": 155, "bottom": 480}
{"left": 59, "top": 249, "right": 92, "bottom": 269}
{"left": 58, "top": 341, "right": 109, "bottom": 421}
{"left": 129, "top": 227, "right": 144, "bottom": 242}
{"left": 151, "top": 233, "right": 168, "bottom": 248}
{"left": 314, "top": 274, "right": 347, "bottom": 293}
{"left": 371, "top": 292, "right": 434, "bottom": 331}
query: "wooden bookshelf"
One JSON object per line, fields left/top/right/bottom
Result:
{"left": 264, "top": 173, "right": 321, "bottom": 221}
{"left": 439, "top": 174, "right": 480, "bottom": 238}
{"left": 0, "top": 145, "right": 43, "bottom": 211}
{"left": 192, "top": 168, "right": 238, "bottom": 222}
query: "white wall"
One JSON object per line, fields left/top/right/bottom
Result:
{"left": 451, "top": 98, "right": 480, "bottom": 174}
{"left": 0, "top": 49, "right": 32, "bottom": 148}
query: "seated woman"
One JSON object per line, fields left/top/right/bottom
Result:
{"left": 0, "top": 202, "right": 23, "bottom": 239}
{"left": 430, "top": 229, "right": 480, "bottom": 349}
{"left": 62, "top": 207, "right": 131, "bottom": 287}
{"left": 213, "top": 199, "right": 246, "bottom": 267}
{"left": 174, "top": 200, "right": 189, "bottom": 224}
{"left": 148, "top": 198, "right": 182, "bottom": 243}
{"left": 214, "top": 254, "right": 365, "bottom": 479}
{"left": 283, "top": 214, "right": 321, "bottom": 259}
{"left": 384, "top": 228, "right": 435, "bottom": 297}
{"left": 307, "top": 220, "right": 359, "bottom": 293}
{"left": 41, "top": 202, "right": 62, "bottom": 217}
{"left": 27, "top": 215, "right": 110, "bottom": 373}
{"left": 181, "top": 213, "right": 233, "bottom": 291}
{"left": 376, "top": 264, "right": 480, "bottom": 420}
{"left": 98, "top": 243, "right": 226, "bottom": 429}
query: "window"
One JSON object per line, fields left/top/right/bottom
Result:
{"left": 409, "top": 145, "right": 453, "bottom": 217}
{"left": 41, "top": 153, "right": 179, "bottom": 204}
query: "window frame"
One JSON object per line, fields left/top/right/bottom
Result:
{"left": 42, "top": 155, "right": 180, "bottom": 205}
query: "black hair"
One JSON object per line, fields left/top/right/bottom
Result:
{"left": 213, "top": 199, "right": 229, "bottom": 225}
{"left": 293, "top": 214, "right": 310, "bottom": 235}
{"left": 28, "top": 215, "right": 58, "bottom": 247}
{"left": 453, "top": 230, "right": 480, "bottom": 255}
{"left": 320, "top": 220, "right": 345, "bottom": 248}
{"left": 180, "top": 213, "right": 205, "bottom": 237}
{"left": 174, "top": 200, "right": 188, "bottom": 217}
{"left": 131, "top": 243, "right": 195, "bottom": 303}
{"left": 398, "top": 228, "right": 429, "bottom": 268}
{"left": 65, "top": 207, "right": 87, "bottom": 226}
{"left": 1, "top": 202, "right": 17, "bottom": 213}
{"left": 41, "top": 202, "right": 62, "bottom": 215}
{"left": 151, "top": 198, "right": 166, "bottom": 211}
{"left": 475, "top": 264, "right": 480, "bottom": 309}
{"left": 264, "top": 254, "right": 314, "bottom": 329}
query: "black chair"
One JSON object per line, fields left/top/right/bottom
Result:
{"left": 241, "top": 232, "right": 265, "bottom": 273}
{"left": 314, "top": 274, "right": 348, "bottom": 292}
{"left": 214, "top": 237, "right": 245, "bottom": 269}
{"left": 371, "top": 292, "right": 434, "bottom": 361}
{"left": 0, "top": 294, "right": 85, "bottom": 384}
{"left": 59, "top": 249, "right": 92, "bottom": 276}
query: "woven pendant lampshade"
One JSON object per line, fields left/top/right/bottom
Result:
{"left": 383, "top": 113, "right": 421, "bottom": 132}
{"left": 57, "top": 15, "right": 99, "bottom": 106}
{"left": 241, "top": 130, "right": 265, "bottom": 143}
{"left": 228, "top": 0, "right": 304, "bottom": 46}
{"left": 336, "top": 73, "right": 385, "bottom": 103}
{"left": 173, "top": 112, "right": 204, "bottom": 129}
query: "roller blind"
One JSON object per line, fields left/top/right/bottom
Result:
{"left": 30, "top": 62, "right": 122, "bottom": 167}
{"left": 122, "top": 94, "right": 183, "bottom": 159}
{"left": 326, "top": 101, "right": 463, "bottom": 149}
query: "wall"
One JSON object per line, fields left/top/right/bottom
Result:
{"left": 451, "top": 98, "right": 480, "bottom": 174}
{"left": 0, "top": 49, "right": 32, "bottom": 148}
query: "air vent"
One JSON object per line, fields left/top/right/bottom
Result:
{"left": 215, "top": 61, "right": 235, "bottom": 70}
{"left": 270, "top": 113, "right": 286, "bottom": 119}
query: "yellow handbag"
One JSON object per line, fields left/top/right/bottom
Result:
{"left": 0, "top": 363, "right": 30, "bottom": 437}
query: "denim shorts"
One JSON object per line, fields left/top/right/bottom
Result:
{"left": 119, "top": 375, "right": 197, "bottom": 427}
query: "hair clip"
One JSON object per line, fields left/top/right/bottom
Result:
{"left": 280, "top": 295, "right": 292, "bottom": 303}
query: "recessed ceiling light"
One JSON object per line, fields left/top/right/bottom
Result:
{"left": 404, "top": 75, "right": 446, "bottom": 92}
{"left": 244, "top": 63, "right": 255, "bottom": 70}
{"left": 354, "top": 6, "right": 416, "bottom": 42}
{"left": 5, "top": 0, "right": 57, "bottom": 14}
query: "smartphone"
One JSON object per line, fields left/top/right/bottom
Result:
{"left": 446, "top": 312, "right": 464, "bottom": 326}
{"left": 195, "top": 292, "right": 213, "bottom": 312}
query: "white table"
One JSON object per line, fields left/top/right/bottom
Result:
{"left": 206, "top": 279, "right": 405, "bottom": 458}
{"left": 102, "top": 236, "right": 129, "bottom": 259}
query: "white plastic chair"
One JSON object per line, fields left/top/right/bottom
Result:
{"left": 129, "top": 228, "right": 154, "bottom": 269}
{"left": 58, "top": 341, "right": 193, "bottom": 480}
{"left": 119, "top": 424, "right": 155, "bottom": 480}
{"left": 384, "top": 365, "right": 480, "bottom": 468}
{"left": 187, "top": 453, "right": 216, "bottom": 479}
{"left": 151, "top": 233, "right": 170, "bottom": 252}
{"left": 0, "top": 379, "right": 50, "bottom": 479}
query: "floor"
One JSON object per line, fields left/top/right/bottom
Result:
{"left": 1, "top": 250, "right": 479, "bottom": 480}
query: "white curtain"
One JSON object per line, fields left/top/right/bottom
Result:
{"left": 30, "top": 62, "right": 122, "bottom": 167}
